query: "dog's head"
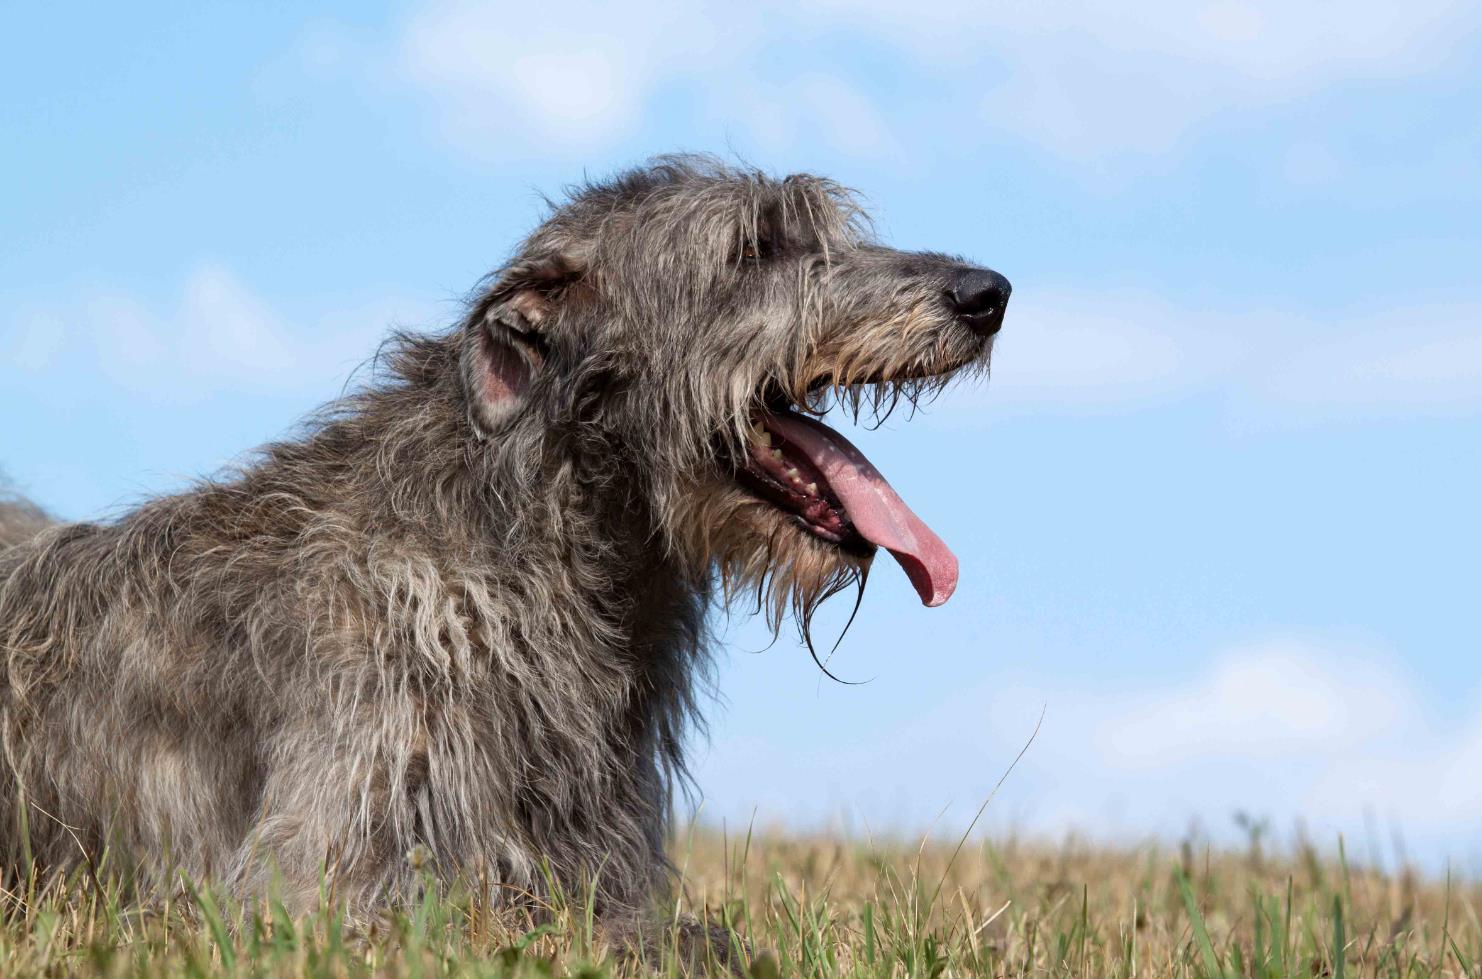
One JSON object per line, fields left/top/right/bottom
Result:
{"left": 458, "top": 156, "right": 1009, "bottom": 630}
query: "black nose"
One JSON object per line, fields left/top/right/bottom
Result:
{"left": 946, "top": 268, "right": 1012, "bottom": 336}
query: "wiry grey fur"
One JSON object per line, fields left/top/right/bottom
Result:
{"left": 0, "top": 157, "right": 1001, "bottom": 931}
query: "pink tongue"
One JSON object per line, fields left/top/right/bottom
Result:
{"left": 764, "top": 412, "right": 958, "bottom": 607}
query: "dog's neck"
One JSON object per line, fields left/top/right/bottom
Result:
{"left": 227, "top": 360, "right": 709, "bottom": 676}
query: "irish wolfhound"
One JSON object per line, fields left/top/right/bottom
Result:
{"left": 0, "top": 157, "right": 1009, "bottom": 931}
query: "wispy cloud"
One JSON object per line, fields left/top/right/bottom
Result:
{"left": 15, "top": 270, "right": 1479, "bottom": 422}
{"left": 1257, "top": 308, "right": 1482, "bottom": 416}
{"left": 930, "top": 291, "right": 1482, "bottom": 420}
{"left": 947, "top": 290, "right": 1248, "bottom": 409}
{"left": 697, "top": 637, "right": 1482, "bottom": 865}
{"left": 947, "top": 0, "right": 1473, "bottom": 160}
{"left": 393, "top": 0, "right": 897, "bottom": 159}
{"left": 386, "top": 0, "right": 1481, "bottom": 164}
{"left": 1087, "top": 643, "right": 1411, "bottom": 767}
{"left": 4, "top": 265, "right": 434, "bottom": 403}
{"left": 732, "top": 73, "right": 900, "bottom": 160}
{"left": 397, "top": 0, "right": 715, "bottom": 149}
{"left": 975, "top": 639, "right": 1482, "bottom": 859}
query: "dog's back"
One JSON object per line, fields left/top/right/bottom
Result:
{"left": 0, "top": 498, "right": 50, "bottom": 552}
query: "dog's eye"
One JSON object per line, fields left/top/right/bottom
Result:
{"left": 741, "top": 239, "right": 774, "bottom": 263}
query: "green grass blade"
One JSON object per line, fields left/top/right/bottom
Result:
{"left": 1177, "top": 867, "right": 1223, "bottom": 979}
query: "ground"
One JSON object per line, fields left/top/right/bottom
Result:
{"left": 0, "top": 827, "right": 1475, "bottom": 977}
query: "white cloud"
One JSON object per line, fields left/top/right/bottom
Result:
{"left": 971, "top": 640, "right": 1482, "bottom": 860}
{"left": 28, "top": 269, "right": 1475, "bottom": 424}
{"left": 941, "top": 290, "right": 1247, "bottom": 410}
{"left": 1092, "top": 642, "right": 1409, "bottom": 767}
{"left": 735, "top": 73, "right": 900, "bottom": 160}
{"left": 814, "top": 0, "right": 1465, "bottom": 77}
{"left": 698, "top": 637, "right": 1482, "bottom": 865}
{"left": 179, "top": 266, "right": 302, "bottom": 375}
{"left": 816, "top": 0, "right": 1478, "bottom": 159}
{"left": 395, "top": 0, "right": 903, "bottom": 160}
{"left": 9, "top": 265, "right": 431, "bottom": 403}
{"left": 926, "top": 291, "right": 1482, "bottom": 420}
{"left": 1, "top": 314, "right": 69, "bottom": 372}
{"left": 1258, "top": 309, "right": 1482, "bottom": 416}
{"left": 398, "top": 0, "right": 727, "bottom": 149}
{"left": 1311, "top": 698, "right": 1482, "bottom": 823}
{"left": 386, "top": 0, "right": 1481, "bottom": 162}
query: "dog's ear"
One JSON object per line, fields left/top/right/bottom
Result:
{"left": 460, "top": 254, "right": 580, "bottom": 438}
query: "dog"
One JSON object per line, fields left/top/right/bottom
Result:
{"left": 0, "top": 156, "right": 1009, "bottom": 938}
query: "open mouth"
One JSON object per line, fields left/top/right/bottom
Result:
{"left": 733, "top": 401, "right": 959, "bottom": 608}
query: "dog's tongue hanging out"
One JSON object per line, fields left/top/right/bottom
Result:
{"left": 763, "top": 412, "right": 958, "bottom": 607}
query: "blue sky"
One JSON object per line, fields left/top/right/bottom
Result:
{"left": 4, "top": 2, "right": 1481, "bottom": 870}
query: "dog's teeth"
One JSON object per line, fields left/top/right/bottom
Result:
{"left": 786, "top": 468, "right": 799, "bottom": 480}
{"left": 771, "top": 449, "right": 783, "bottom": 462}
{"left": 805, "top": 482, "right": 818, "bottom": 495}
{"left": 758, "top": 431, "right": 772, "bottom": 447}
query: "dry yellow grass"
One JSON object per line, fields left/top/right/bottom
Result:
{"left": 0, "top": 826, "right": 1477, "bottom": 977}
{"left": 679, "top": 826, "right": 1474, "bottom": 977}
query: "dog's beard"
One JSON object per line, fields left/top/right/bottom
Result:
{"left": 656, "top": 311, "right": 993, "bottom": 674}
{"left": 666, "top": 482, "right": 872, "bottom": 677}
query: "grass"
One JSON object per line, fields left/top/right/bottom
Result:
{"left": 1, "top": 826, "right": 1478, "bottom": 977}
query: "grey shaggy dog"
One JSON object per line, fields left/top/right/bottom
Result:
{"left": 0, "top": 156, "right": 1009, "bottom": 937}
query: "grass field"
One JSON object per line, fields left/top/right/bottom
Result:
{"left": 1, "top": 824, "right": 1477, "bottom": 978}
